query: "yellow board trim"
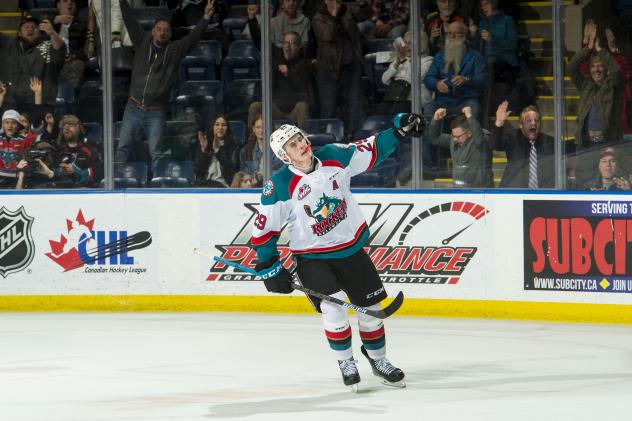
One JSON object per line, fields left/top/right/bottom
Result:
{"left": 0, "top": 295, "right": 630, "bottom": 324}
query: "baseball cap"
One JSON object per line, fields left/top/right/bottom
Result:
{"left": 2, "top": 109, "right": 21, "bottom": 123}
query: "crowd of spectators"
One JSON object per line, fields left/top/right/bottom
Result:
{"left": 0, "top": 0, "right": 630, "bottom": 191}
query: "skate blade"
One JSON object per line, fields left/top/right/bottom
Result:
{"left": 349, "top": 383, "right": 359, "bottom": 393}
{"left": 381, "top": 379, "right": 406, "bottom": 388}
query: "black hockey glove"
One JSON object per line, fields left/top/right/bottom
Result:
{"left": 393, "top": 113, "right": 425, "bottom": 139}
{"left": 255, "top": 256, "right": 294, "bottom": 294}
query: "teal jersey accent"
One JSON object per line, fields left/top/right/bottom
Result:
{"left": 297, "top": 226, "right": 369, "bottom": 260}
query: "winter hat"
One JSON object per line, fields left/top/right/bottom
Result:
{"left": 2, "top": 109, "right": 21, "bottom": 123}
{"left": 58, "top": 114, "right": 81, "bottom": 129}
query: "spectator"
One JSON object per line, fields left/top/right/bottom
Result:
{"left": 359, "top": 0, "right": 409, "bottom": 41}
{"left": 377, "top": 31, "right": 434, "bottom": 115}
{"left": 87, "top": 0, "right": 133, "bottom": 59}
{"left": 579, "top": 24, "right": 632, "bottom": 135}
{"left": 53, "top": 0, "right": 89, "bottom": 90}
{"left": 37, "top": 112, "right": 59, "bottom": 144}
{"left": 15, "top": 140, "right": 57, "bottom": 189}
{"left": 423, "top": 21, "right": 486, "bottom": 122}
{"left": 242, "top": 1, "right": 261, "bottom": 47}
{"left": 312, "top": 0, "right": 371, "bottom": 138}
{"left": 230, "top": 170, "right": 255, "bottom": 188}
{"left": 115, "top": 0, "right": 214, "bottom": 173}
{"left": 425, "top": 0, "right": 465, "bottom": 55}
{"left": 248, "top": 31, "right": 316, "bottom": 127}
{"left": 240, "top": 114, "right": 283, "bottom": 185}
{"left": 583, "top": 148, "right": 631, "bottom": 190}
{"left": 195, "top": 115, "right": 240, "bottom": 186}
{"left": 270, "top": 0, "right": 311, "bottom": 49}
{"left": 470, "top": 0, "right": 518, "bottom": 121}
{"left": 0, "top": 109, "right": 38, "bottom": 188}
{"left": 568, "top": 19, "right": 624, "bottom": 186}
{"left": 0, "top": 17, "right": 66, "bottom": 113}
{"left": 167, "top": 0, "right": 229, "bottom": 51}
{"left": 426, "top": 106, "right": 493, "bottom": 187}
{"left": 491, "top": 101, "right": 556, "bottom": 188}
{"left": 54, "top": 114, "right": 103, "bottom": 187}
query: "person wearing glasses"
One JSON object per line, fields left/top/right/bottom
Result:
{"left": 427, "top": 105, "right": 493, "bottom": 188}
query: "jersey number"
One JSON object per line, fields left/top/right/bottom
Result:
{"left": 254, "top": 212, "right": 267, "bottom": 230}
{"left": 353, "top": 139, "right": 374, "bottom": 153}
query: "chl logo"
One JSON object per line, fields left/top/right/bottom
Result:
{"left": 0, "top": 206, "right": 35, "bottom": 278}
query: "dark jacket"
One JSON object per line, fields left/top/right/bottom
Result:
{"left": 428, "top": 116, "right": 494, "bottom": 188}
{"left": 311, "top": 2, "right": 369, "bottom": 78}
{"left": 491, "top": 124, "right": 555, "bottom": 188}
{"left": 53, "top": 13, "right": 88, "bottom": 60}
{"left": 0, "top": 35, "right": 66, "bottom": 107}
{"left": 120, "top": 0, "right": 208, "bottom": 107}
{"left": 273, "top": 54, "right": 316, "bottom": 113}
{"left": 568, "top": 48, "right": 624, "bottom": 145}
{"left": 54, "top": 141, "right": 103, "bottom": 187}
{"left": 194, "top": 139, "right": 240, "bottom": 186}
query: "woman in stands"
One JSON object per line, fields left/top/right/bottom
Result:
{"left": 194, "top": 114, "right": 240, "bottom": 187}
{"left": 239, "top": 113, "right": 283, "bottom": 186}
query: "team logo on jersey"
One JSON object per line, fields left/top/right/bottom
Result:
{"left": 304, "top": 194, "right": 348, "bottom": 236}
{"left": 262, "top": 180, "right": 274, "bottom": 197}
{"left": 0, "top": 206, "right": 35, "bottom": 278}
{"left": 297, "top": 184, "right": 311, "bottom": 200}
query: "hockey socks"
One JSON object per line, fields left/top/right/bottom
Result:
{"left": 322, "top": 291, "right": 353, "bottom": 360}
{"left": 357, "top": 306, "right": 386, "bottom": 359}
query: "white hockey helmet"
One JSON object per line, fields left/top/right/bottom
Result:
{"left": 269, "top": 124, "right": 309, "bottom": 161}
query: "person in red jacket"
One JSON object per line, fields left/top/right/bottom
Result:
{"left": 0, "top": 109, "right": 37, "bottom": 188}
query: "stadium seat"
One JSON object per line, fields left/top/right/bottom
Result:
{"left": 174, "top": 95, "right": 217, "bottom": 129}
{"left": 175, "top": 80, "right": 223, "bottom": 124}
{"left": 110, "top": 161, "right": 148, "bottom": 188}
{"left": 179, "top": 56, "right": 217, "bottom": 82}
{"left": 307, "top": 133, "right": 336, "bottom": 147}
{"left": 361, "top": 115, "right": 392, "bottom": 132}
{"left": 229, "top": 120, "right": 247, "bottom": 144}
{"left": 56, "top": 79, "right": 75, "bottom": 115}
{"left": 27, "top": 8, "right": 56, "bottom": 20}
{"left": 149, "top": 160, "right": 195, "bottom": 187}
{"left": 164, "top": 121, "right": 198, "bottom": 161}
{"left": 367, "top": 38, "right": 396, "bottom": 53}
{"left": 222, "top": 17, "right": 248, "bottom": 39}
{"left": 133, "top": 7, "right": 172, "bottom": 30}
{"left": 364, "top": 53, "right": 391, "bottom": 95}
{"left": 351, "top": 158, "right": 398, "bottom": 187}
{"left": 189, "top": 40, "right": 222, "bottom": 74}
{"left": 83, "top": 122, "right": 103, "bottom": 147}
{"left": 302, "top": 118, "right": 344, "bottom": 142}
{"left": 222, "top": 40, "right": 260, "bottom": 83}
{"left": 223, "top": 79, "right": 261, "bottom": 119}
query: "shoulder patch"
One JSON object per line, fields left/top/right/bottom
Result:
{"left": 262, "top": 180, "right": 274, "bottom": 197}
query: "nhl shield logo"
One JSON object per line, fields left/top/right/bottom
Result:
{"left": 0, "top": 206, "right": 35, "bottom": 278}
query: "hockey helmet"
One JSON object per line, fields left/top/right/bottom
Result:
{"left": 269, "top": 124, "right": 309, "bottom": 161}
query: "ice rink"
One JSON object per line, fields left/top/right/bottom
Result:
{"left": 1, "top": 312, "right": 631, "bottom": 421}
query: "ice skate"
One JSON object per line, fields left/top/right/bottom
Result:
{"left": 360, "top": 345, "right": 406, "bottom": 388}
{"left": 338, "top": 357, "right": 361, "bottom": 392}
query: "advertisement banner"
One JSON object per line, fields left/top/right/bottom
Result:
{"left": 524, "top": 199, "right": 632, "bottom": 293}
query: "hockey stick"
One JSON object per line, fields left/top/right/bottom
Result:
{"left": 195, "top": 249, "right": 404, "bottom": 319}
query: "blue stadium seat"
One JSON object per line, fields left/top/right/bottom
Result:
{"left": 222, "top": 17, "right": 248, "bottom": 39}
{"left": 189, "top": 40, "right": 222, "bottom": 67}
{"left": 273, "top": 119, "right": 293, "bottom": 130}
{"left": 222, "top": 40, "right": 260, "bottom": 83}
{"left": 112, "top": 161, "right": 148, "bottom": 188}
{"left": 361, "top": 114, "right": 391, "bottom": 131}
{"left": 149, "top": 160, "right": 195, "bottom": 187}
{"left": 82, "top": 122, "right": 103, "bottom": 146}
{"left": 229, "top": 120, "right": 247, "bottom": 144}
{"left": 56, "top": 79, "right": 75, "bottom": 115}
{"left": 223, "top": 79, "right": 261, "bottom": 118}
{"left": 176, "top": 80, "right": 223, "bottom": 122}
{"left": 164, "top": 121, "right": 198, "bottom": 160}
{"left": 174, "top": 95, "right": 217, "bottom": 129}
{"left": 33, "top": 0, "right": 55, "bottom": 7}
{"left": 179, "top": 56, "right": 217, "bottom": 82}
{"left": 307, "top": 133, "right": 336, "bottom": 147}
{"left": 133, "top": 7, "right": 172, "bottom": 30}
{"left": 27, "top": 8, "right": 56, "bottom": 20}
{"left": 302, "top": 118, "right": 344, "bottom": 142}
{"left": 364, "top": 53, "right": 391, "bottom": 95}
{"left": 367, "top": 38, "right": 396, "bottom": 53}
{"left": 227, "top": 4, "right": 248, "bottom": 16}
{"left": 351, "top": 158, "right": 398, "bottom": 187}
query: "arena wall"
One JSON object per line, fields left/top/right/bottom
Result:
{"left": 1, "top": 190, "right": 631, "bottom": 324}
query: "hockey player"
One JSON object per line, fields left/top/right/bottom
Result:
{"left": 251, "top": 113, "right": 423, "bottom": 389}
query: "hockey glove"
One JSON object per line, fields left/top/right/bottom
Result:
{"left": 255, "top": 256, "right": 294, "bottom": 294}
{"left": 393, "top": 113, "right": 425, "bottom": 138}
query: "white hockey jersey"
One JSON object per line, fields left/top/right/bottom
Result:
{"left": 251, "top": 128, "right": 402, "bottom": 263}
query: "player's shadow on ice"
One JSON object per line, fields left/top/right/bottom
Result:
{"left": 206, "top": 389, "right": 385, "bottom": 418}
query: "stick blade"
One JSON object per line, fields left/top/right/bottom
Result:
{"left": 375, "top": 291, "right": 404, "bottom": 319}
